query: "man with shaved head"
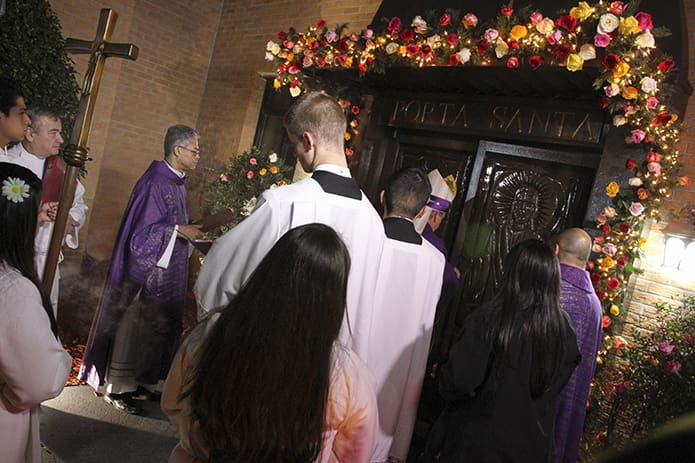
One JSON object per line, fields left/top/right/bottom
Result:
{"left": 549, "top": 228, "right": 603, "bottom": 463}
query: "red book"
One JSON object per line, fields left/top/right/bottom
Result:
{"left": 41, "top": 155, "right": 67, "bottom": 203}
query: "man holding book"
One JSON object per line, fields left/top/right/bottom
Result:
{"left": 79, "top": 124, "right": 203, "bottom": 414}
{"left": 1, "top": 106, "right": 88, "bottom": 315}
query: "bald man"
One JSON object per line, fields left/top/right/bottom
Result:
{"left": 550, "top": 228, "right": 603, "bottom": 463}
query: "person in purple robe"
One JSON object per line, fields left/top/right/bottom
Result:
{"left": 550, "top": 228, "right": 603, "bottom": 463}
{"left": 79, "top": 125, "right": 203, "bottom": 414}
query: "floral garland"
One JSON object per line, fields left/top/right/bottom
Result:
{"left": 265, "top": 1, "right": 690, "bottom": 334}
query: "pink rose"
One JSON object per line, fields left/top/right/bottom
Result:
{"left": 648, "top": 162, "right": 662, "bottom": 175}
{"left": 246, "top": 170, "right": 254, "bottom": 179}
{"left": 547, "top": 30, "right": 562, "bottom": 45}
{"left": 249, "top": 157, "right": 257, "bottom": 165}
{"left": 658, "top": 341, "right": 675, "bottom": 354}
{"left": 387, "top": 16, "right": 401, "bottom": 32}
{"left": 594, "top": 33, "right": 611, "bottom": 47}
{"left": 506, "top": 56, "right": 519, "bottom": 68}
{"left": 325, "top": 31, "right": 338, "bottom": 42}
{"left": 664, "top": 360, "right": 682, "bottom": 374}
{"left": 634, "top": 12, "right": 653, "bottom": 30}
{"left": 629, "top": 202, "right": 645, "bottom": 216}
{"left": 646, "top": 96, "right": 660, "bottom": 110}
{"left": 631, "top": 129, "right": 646, "bottom": 144}
{"left": 609, "top": 1, "right": 626, "bottom": 15}
{"left": 529, "top": 11, "right": 543, "bottom": 25}
{"left": 219, "top": 173, "right": 228, "bottom": 182}
{"left": 484, "top": 28, "right": 499, "bottom": 42}
{"left": 603, "top": 243, "right": 618, "bottom": 256}
{"left": 362, "top": 28, "right": 374, "bottom": 39}
{"left": 462, "top": 13, "right": 478, "bottom": 28}
{"left": 613, "top": 336, "right": 628, "bottom": 349}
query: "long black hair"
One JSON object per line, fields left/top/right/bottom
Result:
{"left": 486, "top": 238, "right": 567, "bottom": 399}
{"left": 0, "top": 162, "right": 58, "bottom": 336}
{"left": 189, "top": 223, "right": 351, "bottom": 463}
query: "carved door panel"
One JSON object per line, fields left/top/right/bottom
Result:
{"left": 451, "top": 141, "right": 598, "bottom": 332}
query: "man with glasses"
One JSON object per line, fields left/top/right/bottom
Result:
{"left": 79, "top": 125, "right": 203, "bottom": 414}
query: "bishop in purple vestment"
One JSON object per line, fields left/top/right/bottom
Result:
{"left": 79, "top": 125, "right": 203, "bottom": 413}
{"left": 550, "top": 228, "right": 603, "bottom": 463}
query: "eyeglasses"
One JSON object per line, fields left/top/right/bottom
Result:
{"left": 177, "top": 145, "right": 201, "bottom": 156}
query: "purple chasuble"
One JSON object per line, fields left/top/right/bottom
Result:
{"left": 553, "top": 264, "right": 603, "bottom": 463}
{"left": 422, "top": 224, "right": 459, "bottom": 311}
{"left": 79, "top": 160, "right": 191, "bottom": 389}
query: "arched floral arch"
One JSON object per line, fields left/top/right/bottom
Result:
{"left": 265, "top": 2, "right": 690, "bottom": 338}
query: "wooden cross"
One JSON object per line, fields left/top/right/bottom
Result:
{"left": 43, "top": 8, "right": 138, "bottom": 296}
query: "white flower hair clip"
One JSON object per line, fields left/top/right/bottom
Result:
{"left": 2, "top": 177, "right": 30, "bottom": 203}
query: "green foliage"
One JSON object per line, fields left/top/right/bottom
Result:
{"left": 0, "top": 0, "right": 79, "bottom": 136}
{"left": 202, "top": 146, "right": 293, "bottom": 237}
{"left": 584, "top": 296, "right": 695, "bottom": 455}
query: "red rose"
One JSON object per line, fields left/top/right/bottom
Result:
{"left": 586, "top": 260, "right": 595, "bottom": 270}
{"left": 602, "top": 53, "right": 621, "bottom": 70}
{"left": 501, "top": 6, "right": 514, "bottom": 17}
{"left": 278, "top": 31, "right": 287, "bottom": 41}
{"left": 507, "top": 56, "right": 519, "bottom": 68}
{"left": 555, "top": 15, "right": 577, "bottom": 32}
{"left": 555, "top": 43, "right": 572, "bottom": 59}
{"left": 345, "top": 147, "right": 354, "bottom": 156}
{"left": 439, "top": 13, "right": 451, "bottom": 26}
{"left": 316, "top": 19, "right": 327, "bottom": 29}
{"left": 646, "top": 151, "right": 661, "bottom": 163}
{"left": 528, "top": 55, "right": 542, "bottom": 70}
{"left": 599, "top": 98, "right": 610, "bottom": 108}
{"left": 421, "top": 44, "right": 432, "bottom": 54}
{"left": 366, "top": 56, "right": 374, "bottom": 64}
{"left": 508, "top": 40, "right": 519, "bottom": 49}
{"left": 619, "top": 223, "right": 631, "bottom": 234}
{"left": 358, "top": 63, "right": 367, "bottom": 74}
{"left": 446, "top": 32, "right": 458, "bottom": 45}
{"left": 616, "top": 256, "right": 627, "bottom": 267}
{"left": 477, "top": 39, "right": 488, "bottom": 53}
{"left": 607, "top": 278, "right": 620, "bottom": 290}
{"left": 449, "top": 53, "right": 459, "bottom": 65}
{"left": 626, "top": 159, "right": 636, "bottom": 170}
{"left": 591, "top": 272, "right": 601, "bottom": 284}
{"left": 602, "top": 315, "right": 612, "bottom": 328}
{"left": 337, "top": 38, "right": 350, "bottom": 51}
{"left": 351, "top": 105, "right": 360, "bottom": 115}
{"left": 653, "top": 112, "right": 672, "bottom": 126}
{"left": 311, "top": 40, "right": 320, "bottom": 50}
{"left": 334, "top": 54, "right": 347, "bottom": 66}
{"left": 637, "top": 188, "right": 648, "bottom": 200}
{"left": 602, "top": 224, "right": 611, "bottom": 233}
{"left": 406, "top": 43, "right": 419, "bottom": 54}
{"left": 387, "top": 16, "right": 402, "bottom": 32}
{"left": 596, "top": 290, "right": 606, "bottom": 300}
{"left": 400, "top": 28, "right": 415, "bottom": 41}
{"left": 315, "top": 56, "right": 326, "bottom": 67}
{"left": 658, "top": 59, "right": 675, "bottom": 72}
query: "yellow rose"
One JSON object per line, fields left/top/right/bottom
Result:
{"left": 570, "top": 2, "right": 594, "bottom": 21}
{"left": 566, "top": 54, "right": 584, "bottom": 72}
{"left": 344, "top": 56, "right": 353, "bottom": 68}
{"left": 286, "top": 52, "right": 294, "bottom": 62}
{"left": 599, "top": 256, "right": 616, "bottom": 271}
{"left": 638, "top": 238, "right": 648, "bottom": 249}
{"left": 398, "top": 45, "right": 407, "bottom": 55}
{"left": 606, "top": 181, "right": 620, "bottom": 197}
{"left": 259, "top": 168, "right": 267, "bottom": 176}
{"left": 619, "top": 16, "right": 640, "bottom": 35}
{"left": 344, "top": 132, "right": 352, "bottom": 141}
{"left": 613, "top": 61, "right": 630, "bottom": 79}
{"left": 622, "top": 86, "right": 638, "bottom": 99}
{"left": 509, "top": 25, "right": 528, "bottom": 40}
{"left": 273, "top": 79, "right": 281, "bottom": 89}
{"left": 269, "top": 166, "right": 279, "bottom": 174}
{"left": 610, "top": 304, "right": 620, "bottom": 316}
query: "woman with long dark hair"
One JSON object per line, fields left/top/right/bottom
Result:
{"left": 0, "top": 162, "right": 72, "bottom": 463}
{"left": 162, "top": 223, "right": 378, "bottom": 463}
{"left": 421, "top": 239, "right": 580, "bottom": 462}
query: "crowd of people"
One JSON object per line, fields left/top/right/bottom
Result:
{"left": 0, "top": 77, "right": 605, "bottom": 463}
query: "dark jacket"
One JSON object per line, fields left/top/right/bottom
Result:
{"left": 421, "top": 309, "right": 580, "bottom": 463}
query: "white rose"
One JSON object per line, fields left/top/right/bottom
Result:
{"left": 640, "top": 76, "right": 658, "bottom": 94}
{"left": 426, "top": 34, "right": 441, "bottom": 46}
{"left": 268, "top": 153, "right": 278, "bottom": 163}
{"left": 628, "top": 177, "right": 643, "bottom": 187}
{"left": 536, "top": 18, "right": 555, "bottom": 35}
{"left": 293, "top": 44, "right": 303, "bottom": 54}
{"left": 265, "top": 52, "right": 275, "bottom": 62}
{"left": 456, "top": 48, "right": 471, "bottom": 64}
{"left": 495, "top": 38, "right": 509, "bottom": 58}
{"left": 579, "top": 44, "right": 596, "bottom": 61}
{"left": 635, "top": 30, "right": 655, "bottom": 48}
{"left": 267, "top": 41, "right": 281, "bottom": 55}
{"left": 289, "top": 86, "right": 302, "bottom": 97}
{"left": 411, "top": 16, "right": 428, "bottom": 34}
{"left": 598, "top": 14, "right": 619, "bottom": 34}
{"left": 613, "top": 115, "right": 628, "bottom": 127}
{"left": 385, "top": 42, "right": 399, "bottom": 55}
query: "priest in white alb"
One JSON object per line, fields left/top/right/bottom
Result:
{"left": 195, "top": 92, "right": 385, "bottom": 361}
{"left": 1, "top": 107, "right": 88, "bottom": 314}
{"left": 369, "top": 167, "right": 444, "bottom": 462}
